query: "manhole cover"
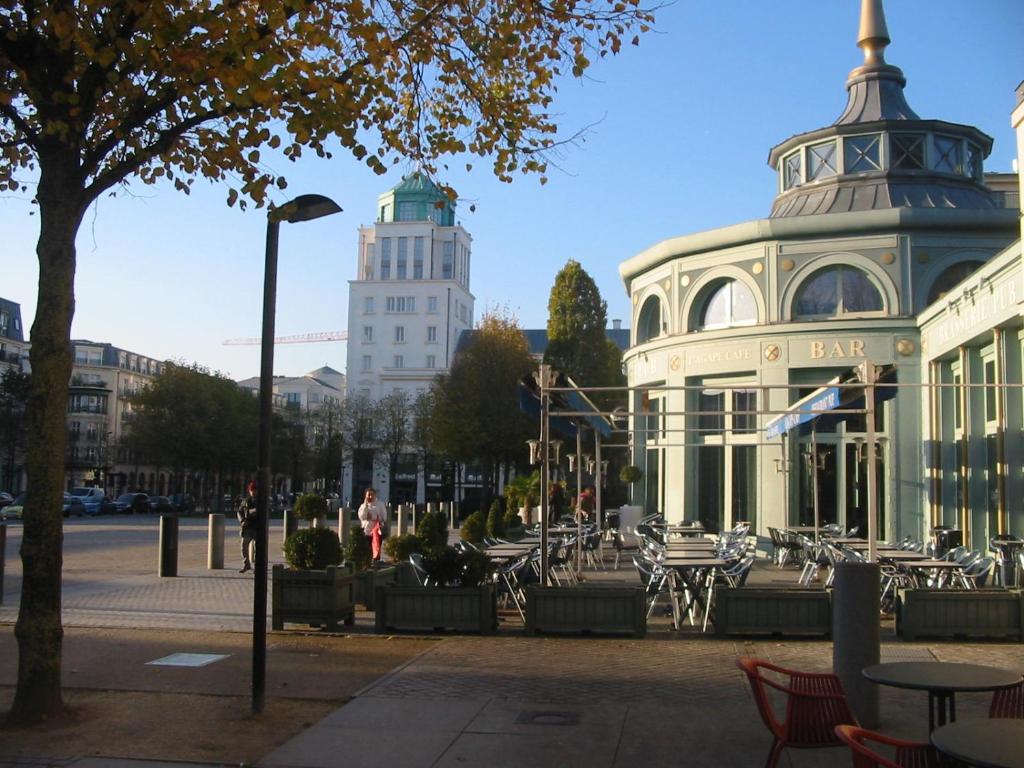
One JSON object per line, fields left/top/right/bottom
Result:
{"left": 146, "top": 653, "right": 229, "bottom": 668}
{"left": 515, "top": 710, "right": 580, "bottom": 727}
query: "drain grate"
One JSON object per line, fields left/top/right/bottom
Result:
{"left": 515, "top": 710, "right": 581, "bottom": 727}
{"left": 146, "top": 653, "right": 229, "bottom": 668}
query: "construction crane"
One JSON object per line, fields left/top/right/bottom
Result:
{"left": 222, "top": 331, "right": 348, "bottom": 346}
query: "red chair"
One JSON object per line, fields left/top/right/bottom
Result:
{"left": 736, "top": 657, "right": 858, "bottom": 768}
{"left": 834, "top": 725, "right": 938, "bottom": 768}
{"left": 989, "top": 679, "right": 1024, "bottom": 718}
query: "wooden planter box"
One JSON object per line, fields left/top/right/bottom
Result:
{"left": 375, "top": 584, "right": 497, "bottom": 634}
{"left": 525, "top": 585, "right": 646, "bottom": 637}
{"left": 713, "top": 587, "right": 832, "bottom": 637}
{"left": 896, "top": 589, "right": 1024, "bottom": 642}
{"left": 271, "top": 563, "right": 355, "bottom": 631}
{"left": 353, "top": 566, "right": 399, "bottom": 610}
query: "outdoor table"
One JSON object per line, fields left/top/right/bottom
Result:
{"left": 663, "top": 550, "right": 721, "bottom": 560}
{"left": 930, "top": 719, "right": 1024, "bottom": 768}
{"left": 663, "top": 557, "right": 728, "bottom": 630}
{"left": 878, "top": 551, "right": 929, "bottom": 561}
{"left": 904, "top": 559, "right": 969, "bottom": 589}
{"left": 665, "top": 540, "right": 717, "bottom": 550}
{"left": 840, "top": 541, "right": 899, "bottom": 550}
{"left": 784, "top": 526, "right": 821, "bottom": 534}
{"left": 484, "top": 544, "right": 535, "bottom": 561}
{"left": 666, "top": 525, "right": 705, "bottom": 538}
{"left": 862, "top": 662, "right": 1023, "bottom": 732}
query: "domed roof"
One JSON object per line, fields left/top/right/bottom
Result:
{"left": 767, "top": 0, "right": 997, "bottom": 219}
{"left": 390, "top": 171, "right": 446, "bottom": 197}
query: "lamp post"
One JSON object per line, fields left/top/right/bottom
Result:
{"left": 253, "top": 194, "right": 341, "bottom": 715}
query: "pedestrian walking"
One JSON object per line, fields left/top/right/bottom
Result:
{"left": 357, "top": 487, "right": 387, "bottom": 564}
{"left": 237, "top": 481, "right": 257, "bottom": 573}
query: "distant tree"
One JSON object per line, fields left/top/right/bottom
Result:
{"left": 376, "top": 390, "right": 412, "bottom": 501}
{"left": 0, "top": 369, "right": 30, "bottom": 493}
{"left": 307, "top": 400, "right": 345, "bottom": 496}
{"left": 343, "top": 393, "right": 379, "bottom": 502}
{"left": 410, "top": 390, "right": 437, "bottom": 486}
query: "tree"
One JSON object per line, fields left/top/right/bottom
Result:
{"left": 376, "top": 389, "right": 412, "bottom": 501}
{"left": 307, "top": 400, "right": 345, "bottom": 496}
{"left": 410, "top": 389, "right": 437, "bottom": 493}
{"left": 343, "top": 393, "right": 379, "bottom": 503}
{"left": 1, "top": 0, "right": 654, "bottom": 721}
{"left": 0, "top": 369, "right": 30, "bottom": 492}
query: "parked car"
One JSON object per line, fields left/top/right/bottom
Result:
{"left": 113, "top": 492, "right": 150, "bottom": 514}
{"left": 148, "top": 495, "right": 174, "bottom": 514}
{"left": 62, "top": 492, "right": 86, "bottom": 518}
{"left": 69, "top": 487, "right": 112, "bottom": 516}
{"left": 2, "top": 493, "right": 25, "bottom": 519}
{"left": 170, "top": 493, "right": 195, "bottom": 514}
{"left": 0, "top": 491, "right": 14, "bottom": 509}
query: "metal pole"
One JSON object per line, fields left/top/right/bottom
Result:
{"left": 207, "top": 513, "right": 224, "bottom": 570}
{"left": 540, "top": 364, "right": 550, "bottom": 587}
{"left": 576, "top": 428, "right": 582, "bottom": 576}
{"left": 993, "top": 328, "right": 1007, "bottom": 535}
{"left": 0, "top": 522, "right": 5, "bottom": 604}
{"left": 595, "top": 433, "right": 603, "bottom": 558}
{"left": 253, "top": 216, "right": 279, "bottom": 715}
{"left": 811, "top": 425, "right": 820, "bottom": 545}
{"left": 158, "top": 514, "right": 179, "bottom": 577}
{"left": 864, "top": 361, "right": 878, "bottom": 564}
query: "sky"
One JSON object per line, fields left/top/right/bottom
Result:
{"left": 2, "top": 0, "right": 1023, "bottom": 381}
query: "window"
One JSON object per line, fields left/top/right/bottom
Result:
{"left": 926, "top": 261, "right": 984, "bottom": 304}
{"left": 0, "top": 310, "right": 7, "bottom": 334}
{"left": 698, "top": 280, "right": 757, "bottom": 330}
{"left": 807, "top": 140, "right": 837, "bottom": 181}
{"left": 380, "top": 238, "right": 391, "bottom": 279}
{"left": 783, "top": 152, "right": 802, "bottom": 190}
{"left": 892, "top": 134, "right": 926, "bottom": 170}
{"left": 733, "top": 390, "right": 757, "bottom": 434}
{"left": 844, "top": 134, "right": 881, "bottom": 173}
{"left": 396, "top": 237, "right": 408, "bottom": 279}
{"left": 75, "top": 348, "right": 103, "bottom": 366}
{"left": 966, "top": 143, "right": 983, "bottom": 179}
{"left": 395, "top": 326, "right": 405, "bottom": 343}
{"left": 984, "top": 359, "right": 997, "bottom": 424}
{"left": 933, "top": 135, "right": 962, "bottom": 175}
{"left": 413, "top": 237, "right": 424, "bottom": 279}
{"left": 397, "top": 201, "right": 417, "bottom": 221}
{"left": 364, "top": 297, "right": 374, "bottom": 313}
{"left": 286, "top": 392, "right": 301, "bottom": 405}
{"left": 698, "top": 390, "right": 724, "bottom": 436}
{"left": 426, "top": 354, "right": 436, "bottom": 369}
{"left": 362, "top": 355, "right": 372, "bottom": 372}
{"left": 427, "top": 296, "right": 438, "bottom": 313}
{"left": 363, "top": 325, "right": 374, "bottom": 343}
{"left": 427, "top": 326, "right": 437, "bottom": 343}
{"left": 442, "top": 241, "right": 454, "bottom": 279}
{"left": 636, "top": 296, "right": 663, "bottom": 343}
{"left": 794, "top": 266, "right": 883, "bottom": 317}
{"left": 393, "top": 355, "right": 404, "bottom": 369}
{"left": 385, "top": 296, "right": 416, "bottom": 313}
{"left": 380, "top": 203, "right": 390, "bottom": 221}
{"left": 362, "top": 243, "right": 375, "bottom": 280}
{"left": 459, "top": 304, "right": 468, "bottom": 323}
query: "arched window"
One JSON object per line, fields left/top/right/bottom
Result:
{"left": 794, "top": 266, "right": 883, "bottom": 317}
{"left": 698, "top": 280, "right": 757, "bottom": 330}
{"left": 636, "top": 296, "right": 663, "bottom": 344}
{"left": 927, "top": 261, "right": 984, "bottom": 304}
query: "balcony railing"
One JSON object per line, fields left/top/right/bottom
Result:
{"left": 70, "top": 375, "right": 109, "bottom": 389}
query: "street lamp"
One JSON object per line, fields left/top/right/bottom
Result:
{"left": 253, "top": 194, "right": 342, "bottom": 715}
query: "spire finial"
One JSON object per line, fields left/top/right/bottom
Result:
{"left": 857, "top": 0, "right": 891, "bottom": 67}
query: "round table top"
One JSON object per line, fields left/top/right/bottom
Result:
{"left": 931, "top": 719, "right": 1024, "bottom": 768}
{"left": 862, "top": 662, "right": 1022, "bottom": 694}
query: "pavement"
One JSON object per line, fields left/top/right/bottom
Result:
{"left": 1, "top": 517, "right": 1023, "bottom": 768}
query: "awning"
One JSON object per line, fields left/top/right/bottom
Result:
{"left": 765, "top": 381, "right": 842, "bottom": 440}
{"left": 518, "top": 372, "right": 614, "bottom": 439}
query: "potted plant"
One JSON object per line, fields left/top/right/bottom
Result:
{"left": 272, "top": 527, "right": 355, "bottom": 631}
{"left": 505, "top": 472, "right": 539, "bottom": 525}
{"left": 460, "top": 510, "right": 487, "bottom": 543}
{"left": 293, "top": 492, "right": 328, "bottom": 527}
{"left": 619, "top": 465, "right": 642, "bottom": 503}
{"left": 375, "top": 545, "right": 498, "bottom": 633}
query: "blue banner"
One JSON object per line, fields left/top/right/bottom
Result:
{"left": 765, "top": 386, "right": 841, "bottom": 440}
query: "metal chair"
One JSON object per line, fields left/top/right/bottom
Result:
{"left": 961, "top": 556, "right": 994, "bottom": 589}
{"left": 834, "top": 724, "right": 939, "bottom": 768}
{"left": 408, "top": 552, "right": 431, "bottom": 586}
{"left": 632, "top": 554, "right": 673, "bottom": 618}
{"left": 736, "top": 657, "right": 857, "bottom": 768}
{"left": 989, "top": 679, "right": 1024, "bottom": 718}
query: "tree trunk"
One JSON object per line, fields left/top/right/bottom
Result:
{"left": 11, "top": 154, "right": 86, "bottom": 723}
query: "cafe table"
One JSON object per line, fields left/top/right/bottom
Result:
{"left": 904, "top": 559, "right": 970, "bottom": 589}
{"left": 878, "top": 550, "right": 930, "bottom": 561}
{"left": 665, "top": 540, "right": 717, "bottom": 550}
{"left": 863, "top": 662, "right": 1023, "bottom": 732}
{"left": 931, "top": 719, "right": 1024, "bottom": 768}
{"left": 483, "top": 544, "right": 535, "bottom": 560}
{"left": 663, "top": 557, "right": 728, "bottom": 630}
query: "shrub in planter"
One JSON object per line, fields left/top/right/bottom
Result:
{"left": 383, "top": 532, "right": 423, "bottom": 563}
{"left": 294, "top": 492, "right": 328, "bottom": 522}
{"left": 284, "top": 527, "right": 343, "bottom": 570}
{"left": 342, "top": 528, "right": 372, "bottom": 571}
{"left": 503, "top": 507, "right": 523, "bottom": 532}
{"left": 461, "top": 510, "right": 486, "bottom": 543}
{"left": 619, "top": 465, "right": 642, "bottom": 484}
{"left": 416, "top": 509, "right": 448, "bottom": 550}
{"left": 423, "top": 545, "right": 495, "bottom": 587}
{"left": 486, "top": 498, "right": 506, "bottom": 538}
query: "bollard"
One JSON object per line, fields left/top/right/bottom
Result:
{"left": 338, "top": 507, "right": 352, "bottom": 545}
{"left": 0, "top": 522, "right": 5, "bottom": 605}
{"left": 282, "top": 508, "right": 298, "bottom": 543}
{"left": 158, "top": 514, "right": 179, "bottom": 577}
{"left": 412, "top": 503, "right": 420, "bottom": 530}
{"left": 427, "top": 501, "right": 436, "bottom": 517}
{"left": 207, "top": 513, "right": 224, "bottom": 570}
{"left": 397, "top": 503, "right": 408, "bottom": 536}
{"left": 833, "top": 561, "right": 880, "bottom": 728}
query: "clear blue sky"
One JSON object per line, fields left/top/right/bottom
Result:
{"left": 3, "top": 0, "right": 1022, "bottom": 380}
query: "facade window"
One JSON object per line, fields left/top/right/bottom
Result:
{"left": 636, "top": 296, "right": 663, "bottom": 344}
{"left": 395, "top": 326, "right": 405, "bottom": 343}
{"left": 119, "top": 351, "right": 128, "bottom": 368}
{"left": 966, "top": 143, "right": 983, "bottom": 179}
{"left": 698, "top": 389, "right": 724, "bottom": 436}
{"left": 75, "top": 348, "right": 103, "bottom": 366}
{"left": 413, "top": 237, "right": 424, "bottom": 279}
{"left": 393, "top": 355, "right": 404, "bottom": 369}
{"left": 385, "top": 296, "right": 416, "bottom": 313}
{"left": 380, "top": 203, "right": 390, "bottom": 222}
{"left": 426, "top": 354, "right": 436, "bottom": 369}
{"left": 396, "top": 201, "right": 417, "bottom": 221}
{"left": 459, "top": 304, "right": 468, "bottom": 323}
{"left": 732, "top": 390, "right": 757, "bottom": 434}
{"left": 783, "top": 151, "right": 802, "bottom": 190}
{"left": 362, "top": 355, "right": 372, "bottom": 371}
{"left": 364, "top": 296, "right": 374, "bottom": 313}
{"left": 892, "top": 133, "right": 926, "bottom": 170}
{"left": 953, "top": 370, "right": 962, "bottom": 430}
{"left": 427, "top": 326, "right": 437, "bottom": 343}
{"left": 698, "top": 280, "right": 757, "bottom": 330}
{"left": 844, "top": 134, "right": 881, "bottom": 172}
{"left": 427, "top": 296, "right": 438, "bottom": 313}
{"left": 396, "top": 237, "right": 408, "bottom": 279}
{"left": 70, "top": 421, "right": 81, "bottom": 437}
{"left": 926, "top": 261, "right": 984, "bottom": 304}
{"left": 933, "top": 135, "right": 962, "bottom": 174}
{"left": 362, "top": 243, "right": 375, "bottom": 280}
{"left": 286, "top": 392, "right": 301, "bottom": 405}
{"left": 807, "top": 140, "right": 837, "bottom": 181}
{"left": 442, "top": 241, "right": 454, "bottom": 279}
{"left": 0, "top": 310, "right": 7, "bottom": 335}
{"left": 984, "top": 358, "right": 997, "bottom": 424}
{"left": 362, "top": 325, "right": 373, "bottom": 343}
{"left": 794, "top": 266, "right": 883, "bottom": 317}
{"left": 380, "top": 237, "right": 391, "bottom": 279}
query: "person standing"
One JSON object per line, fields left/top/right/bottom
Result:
{"left": 357, "top": 487, "right": 387, "bottom": 564}
{"left": 237, "top": 481, "right": 257, "bottom": 573}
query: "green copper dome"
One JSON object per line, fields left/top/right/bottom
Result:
{"left": 377, "top": 171, "right": 455, "bottom": 225}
